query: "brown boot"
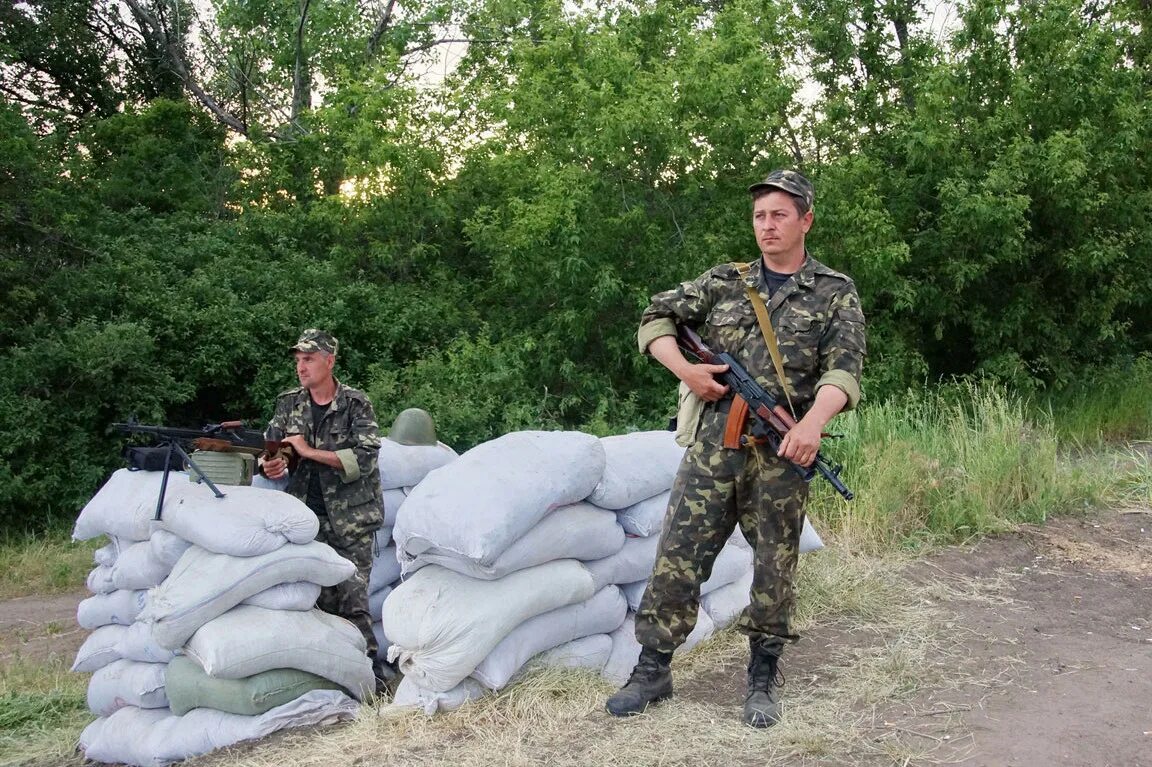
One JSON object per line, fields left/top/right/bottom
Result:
{"left": 605, "top": 647, "right": 673, "bottom": 717}
{"left": 743, "top": 639, "right": 784, "bottom": 728}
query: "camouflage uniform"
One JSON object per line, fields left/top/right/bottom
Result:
{"left": 265, "top": 381, "right": 384, "bottom": 658}
{"left": 635, "top": 255, "right": 866, "bottom": 655}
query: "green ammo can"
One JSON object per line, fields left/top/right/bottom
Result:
{"left": 186, "top": 450, "right": 255, "bottom": 486}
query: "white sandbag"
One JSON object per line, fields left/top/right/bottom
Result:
{"left": 371, "top": 620, "right": 392, "bottom": 661}
{"left": 369, "top": 543, "right": 401, "bottom": 593}
{"left": 471, "top": 586, "right": 628, "bottom": 690}
{"left": 702, "top": 544, "right": 753, "bottom": 596}
{"left": 242, "top": 581, "right": 321, "bottom": 611}
{"left": 701, "top": 570, "right": 754, "bottom": 629}
{"left": 184, "top": 606, "right": 374, "bottom": 701}
{"left": 403, "top": 503, "right": 626, "bottom": 580}
{"left": 87, "top": 659, "right": 168, "bottom": 716}
{"left": 111, "top": 540, "right": 171, "bottom": 590}
{"left": 615, "top": 492, "right": 670, "bottom": 537}
{"left": 116, "top": 621, "right": 177, "bottom": 664}
{"left": 394, "top": 431, "right": 606, "bottom": 568}
{"left": 368, "top": 585, "right": 392, "bottom": 621}
{"left": 156, "top": 483, "right": 319, "bottom": 557}
{"left": 583, "top": 534, "right": 661, "bottom": 591}
{"left": 77, "top": 589, "right": 149, "bottom": 629}
{"left": 620, "top": 580, "right": 646, "bottom": 612}
{"left": 86, "top": 565, "right": 116, "bottom": 595}
{"left": 378, "top": 439, "right": 458, "bottom": 491}
{"left": 73, "top": 624, "right": 127, "bottom": 672}
{"left": 602, "top": 611, "right": 715, "bottom": 685}
{"left": 140, "top": 541, "right": 355, "bottom": 650}
{"left": 391, "top": 676, "right": 487, "bottom": 715}
{"left": 383, "top": 560, "right": 596, "bottom": 692}
{"left": 93, "top": 538, "right": 124, "bottom": 567}
{"left": 79, "top": 690, "right": 359, "bottom": 767}
{"left": 251, "top": 473, "right": 289, "bottom": 491}
{"left": 382, "top": 489, "right": 407, "bottom": 527}
{"left": 800, "top": 516, "right": 824, "bottom": 553}
{"left": 74, "top": 469, "right": 167, "bottom": 542}
{"left": 586, "top": 431, "right": 685, "bottom": 509}
{"left": 536, "top": 634, "right": 613, "bottom": 674}
{"left": 148, "top": 529, "right": 192, "bottom": 568}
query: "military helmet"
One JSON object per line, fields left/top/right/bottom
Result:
{"left": 387, "top": 408, "right": 438, "bottom": 446}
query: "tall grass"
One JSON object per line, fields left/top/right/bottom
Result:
{"left": 0, "top": 537, "right": 96, "bottom": 600}
{"left": 1046, "top": 354, "right": 1152, "bottom": 446}
{"left": 808, "top": 382, "right": 1105, "bottom": 552}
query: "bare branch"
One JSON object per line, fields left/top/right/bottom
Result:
{"left": 368, "top": 0, "right": 398, "bottom": 59}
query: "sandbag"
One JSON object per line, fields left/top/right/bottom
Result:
{"left": 371, "top": 621, "right": 392, "bottom": 661}
{"left": 586, "top": 431, "right": 685, "bottom": 509}
{"left": 620, "top": 580, "right": 647, "bottom": 612}
{"left": 77, "top": 589, "right": 148, "bottom": 630}
{"left": 402, "top": 503, "right": 625, "bottom": 580}
{"left": 78, "top": 690, "right": 359, "bottom": 767}
{"left": 165, "top": 656, "right": 347, "bottom": 716}
{"left": 87, "top": 659, "right": 168, "bottom": 716}
{"left": 110, "top": 540, "right": 171, "bottom": 590}
{"left": 393, "top": 431, "right": 605, "bottom": 568}
{"left": 700, "top": 570, "right": 754, "bottom": 629}
{"left": 73, "top": 624, "right": 126, "bottom": 673}
{"left": 536, "top": 634, "right": 613, "bottom": 674}
{"left": 148, "top": 530, "right": 192, "bottom": 568}
{"left": 391, "top": 676, "right": 486, "bottom": 715}
{"left": 93, "top": 539, "right": 124, "bottom": 567}
{"left": 382, "top": 489, "right": 407, "bottom": 527}
{"left": 702, "top": 544, "right": 753, "bottom": 595}
{"left": 800, "top": 516, "right": 825, "bottom": 553}
{"left": 383, "top": 560, "right": 596, "bottom": 692}
{"left": 368, "top": 585, "right": 392, "bottom": 621}
{"left": 378, "top": 439, "right": 458, "bottom": 491}
{"left": 369, "top": 543, "right": 401, "bottom": 593}
{"left": 602, "top": 611, "right": 715, "bottom": 684}
{"left": 86, "top": 565, "right": 116, "bottom": 595}
{"left": 242, "top": 581, "right": 322, "bottom": 611}
{"left": 116, "top": 621, "right": 177, "bottom": 664}
{"left": 583, "top": 534, "right": 661, "bottom": 591}
{"left": 615, "top": 492, "right": 670, "bottom": 537}
{"left": 471, "top": 586, "right": 628, "bottom": 690}
{"left": 140, "top": 541, "right": 355, "bottom": 650}
{"left": 251, "top": 473, "right": 289, "bottom": 491}
{"left": 74, "top": 469, "right": 167, "bottom": 542}
{"left": 184, "top": 606, "right": 374, "bottom": 701}
{"left": 155, "top": 483, "right": 319, "bottom": 557}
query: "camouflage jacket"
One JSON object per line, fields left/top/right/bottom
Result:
{"left": 638, "top": 255, "right": 866, "bottom": 445}
{"left": 265, "top": 381, "right": 384, "bottom": 541}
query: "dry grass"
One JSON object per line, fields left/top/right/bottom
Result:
{"left": 182, "top": 545, "right": 1009, "bottom": 767}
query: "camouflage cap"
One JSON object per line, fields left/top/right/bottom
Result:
{"left": 290, "top": 328, "right": 339, "bottom": 356}
{"left": 748, "top": 169, "right": 815, "bottom": 210}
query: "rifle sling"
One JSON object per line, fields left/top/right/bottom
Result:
{"left": 735, "top": 262, "right": 797, "bottom": 419}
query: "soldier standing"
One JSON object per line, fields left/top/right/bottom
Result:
{"left": 606, "top": 170, "right": 867, "bottom": 727}
{"left": 258, "top": 328, "right": 396, "bottom": 691}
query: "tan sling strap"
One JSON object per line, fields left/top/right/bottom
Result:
{"left": 735, "top": 261, "right": 797, "bottom": 419}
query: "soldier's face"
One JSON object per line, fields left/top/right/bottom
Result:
{"left": 753, "top": 191, "right": 812, "bottom": 262}
{"left": 295, "top": 351, "right": 334, "bottom": 389}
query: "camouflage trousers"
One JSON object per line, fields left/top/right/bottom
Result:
{"left": 635, "top": 436, "right": 808, "bottom": 656}
{"left": 315, "top": 515, "right": 378, "bottom": 660}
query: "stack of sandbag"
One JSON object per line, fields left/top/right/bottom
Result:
{"left": 369, "top": 436, "right": 458, "bottom": 664}
{"left": 71, "top": 469, "right": 367, "bottom": 767}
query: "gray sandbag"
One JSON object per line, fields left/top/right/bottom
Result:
{"left": 242, "top": 581, "right": 322, "bottom": 611}
{"left": 139, "top": 541, "right": 355, "bottom": 650}
{"left": 77, "top": 589, "right": 148, "bottom": 630}
{"left": 116, "top": 621, "right": 177, "bottom": 664}
{"left": 378, "top": 439, "right": 458, "bottom": 491}
{"left": 155, "top": 483, "right": 319, "bottom": 557}
{"left": 382, "top": 489, "right": 407, "bottom": 527}
{"left": 86, "top": 565, "right": 116, "bottom": 595}
{"left": 110, "top": 540, "right": 171, "bottom": 590}
{"left": 73, "top": 625, "right": 126, "bottom": 673}
{"left": 391, "top": 676, "right": 486, "bottom": 715}
{"left": 74, "top": 470, "right": 168, "bottom": 542}
{"left": 586, "top": 431, "right": 686, "bottom": 509}
{"left": 536, "top": 634, "right": 613, "bottom": 675}
{"left": 165, "top": 656, "right": 347, "bottom": 716}
{"left": 368, "top": 585, "right": 392, "bottom": 622}
{"left": 615, "top": 492, "right": 670, "bottom": 537}
{"left": 701, "top": 570, "right": 755, "bottom": 629}
{"left": 148, "top": 530, "right": 192, "bottom": 568}
{"left": 393, "top": 431, "right": 606, "bottom": 569}
{"left": 369, "top": 541, "right": 401, "bottom": 593}
{"left": 583, "top": 534, "right": 661, "bottom": 591}
{"left": 87, "top": 659, "right": 168, "bottom": 716}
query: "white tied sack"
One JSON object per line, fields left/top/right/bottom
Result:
{"left": 148, "top": 530, "right": 192, "bottom": 568}
{"left": 110, "top": 540, "right": 171, "bottom": 590}
{"left": 93, "top": 539, "right": 124, "bottom": 567}
{"left": 382, "top": 489, "right": 407, "bottom": 527}
{"left": 393, "top": 431, "right": 606, "bottom": 569}
{"left": 139, "top": 541, "right": 355, "bottom": 650}
{"left": 618, "top": 542, "right": 751, "bottom": 612}
{"left": 602, "top": 611, "right": 716, "bottom": 685}
{"left": 537, "top": 634, "right": 614, "bottom": 675}
{"left": 242, "top": 581, "right": 322, "bottom": 611}
{"left": 117, "top": 621, "right": 177, "bottom": 664}
{"left": 368, "top": 586, "right": 392, "bottom": 621}
{"left": 371, "top": 621, "right": 391, "bottom": 661}
{"left": 383, "top": 560, "right": 596, "bottom": 692}
{"left": 391, "top": 677, "right": 487, "bottom": 715}
{"left": 471, "top": 586, "right": 628, "bottom": 690}
{"left": 86, "top": 566, "right": 116, "bottom": 595}
{"left": 616, "top": 492, "right": 670, "bottom": 537}
{"left": 403, "top": 503, "right": 626, "bottom": 580}
{"left": 77, "top": 589, "right": 149, "bottom": 630}
{"left": 701, "top": 570, "right": 755, "bottom": 629}
{"left": 369, "top": 542, "right": 402, "bottom": 593}
{"left": 583, "top": 534, "right": 661, "bottom": 592}
{"left": 78, "top": 690, "right": 359, "bottom": 767}
{"left": 185, "top": 606, "right": 374, "bottom": 701}
{"left": 586, "top": 431, "right": 686, "bottom": 510}
{"left": 73, "top": 625, "right": 127, "bottom": 672}
{"left": 378, "top": 439, "right": 458, "bottom": 491}
{"left": 74, "top": 470, "right": 169, "bottom": 542}
{"left": 155, "top": 483, "right": 319, "bottom": 557}
{"left": 87, "top": 659, "right": 168, "bottom": 716}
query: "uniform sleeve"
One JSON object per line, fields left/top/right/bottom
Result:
{"left": 637, "top": 269, "right": 721, "bottom": 354}
{"left": 264, "top": 396, "right": 291, "bottom": 440}
{"left": 816, "top": 283, "right": 867, "bottom": 410}
{"left": 334, "top": 396, "right": 382, "bottom": 484}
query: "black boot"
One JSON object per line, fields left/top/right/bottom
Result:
{"left": 605, "top": 647, "right": 674, "bottom": 717}
{"left": 743, "top": 639, "right": 784, "bottom": 728}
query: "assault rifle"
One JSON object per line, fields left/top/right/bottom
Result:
{"left": 676, "top": 325, "right": 855, "bottom": 501}
{"left": 113, "top": 419, "right": 270, "bottom": 520}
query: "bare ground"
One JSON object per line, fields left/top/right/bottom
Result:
{"left": 3, "top": 508, "right": 1151, "bottom": 767}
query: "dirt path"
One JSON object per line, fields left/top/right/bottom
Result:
{"left": 3, "top": 509, "right": 1150, "bottom": 766}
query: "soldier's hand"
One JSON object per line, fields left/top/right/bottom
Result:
{"left": 778, "top": 419, "right": 822, "bottom": 467}
{"left": 262, "top": 455, "right": 288, "bottom": 480}
{"left": 282, "top": 434, "right": 312, "bottom": 460}
{"left": 683, "top": 363, "right": 730, "bottom": 402}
